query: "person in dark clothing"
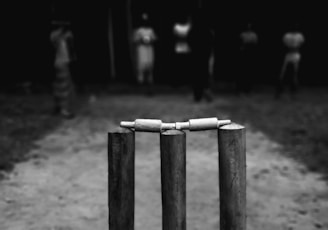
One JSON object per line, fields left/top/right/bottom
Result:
{"left": 236, "top": 22, "right": 258, "bottom": 95}
{"left": 189, "top": 10, "right": 215, "bottom": 102}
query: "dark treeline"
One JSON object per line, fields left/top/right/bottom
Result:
{"left": 3, "top": 1, "right": 327, "bottom": 90}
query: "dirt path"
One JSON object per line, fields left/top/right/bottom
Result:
{"left": 0, "top": 94, "right": 327, "bottom": 230}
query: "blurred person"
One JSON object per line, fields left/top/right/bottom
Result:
{"left": 172, "top": 14, "right": 193, "bottom": 87}
{"left": 276, "top": 23, "right": 305, "bottom": 99}
{"left": 189, "top": 9, "right": 215, "bottom": 102}
{"left": 133, "top": 13, "right": 157, "bottom": 95}
{"left": 50, "top": 20, "right": 76, "bottom": 119}
{"left": 236, "top": 22, "right": 259, "bottom": 95}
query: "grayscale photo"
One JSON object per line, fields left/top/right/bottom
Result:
{"left": 1, "top": 1, "right": 327, "bottom": 230}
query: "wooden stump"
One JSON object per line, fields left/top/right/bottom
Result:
{"left": 218, "top": 123, "right": 246, "bottom": 230}
{"left": 108, "top": 127, "right": 135, "bottom": 230}
{"left": 160, "top": 130, "right": 186, "bottom": 230}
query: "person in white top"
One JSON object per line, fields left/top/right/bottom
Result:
{"left": 133, "top": 13, "right": 157, "bottom": 94}
{"left": 276, "top": 23, "right": 305, "bottom": 98}
{"left": 173, "top": 19, "right": 192, "bottom": 54}
{"left": 172, "top": 15, "right": 193, "bottom": 86}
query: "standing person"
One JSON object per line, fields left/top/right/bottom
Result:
{"left": 237, "top": 22, "right": 259, "bottom": 95}
{"left": 133, "top": 13, "right": 157, "bottom": 95}
{"left": 189, "top": 9, "right": 215, "bottom": 102}
{"left": 50, "top": 20, "right": 76, "bottom": 119}
{"left": 172, "top": 14, "right": 193, "bottom": 87}
{"left": 276, "top": 23, "right": 305, "bottom": 99}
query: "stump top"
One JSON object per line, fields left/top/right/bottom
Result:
{"left": 161, "top": 130, "right": 185, "bottom": 135}
{"left": 108, "top": 127, "right": 134, "bottom": 134}
{"left": 219, "top": 123, "right": 245, "bottom": 130}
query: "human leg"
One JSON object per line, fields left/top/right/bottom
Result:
{"left": 291, "top": 62, "right": 299, "bottom": 94}
{"left": 145, "top": 66, "right": 154, "bottom": 96}
{"left": 275, "top": 58, "right": 288, "bottom": 99}
{"left": 53, "top": 64, "right": 75, "bottom": 118}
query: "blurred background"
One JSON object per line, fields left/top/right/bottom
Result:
{"left": 2, "top": 1, "right": 328, "bottom": 90}
{"left": 1, "top": 1, "right": 328, "bottom": 230}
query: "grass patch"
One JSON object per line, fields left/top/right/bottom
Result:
{"left": 217, "top": 89, "right": 328, "bottom": 180}
{"left": 0, "top": 93, "right": 62, "bottom": 178}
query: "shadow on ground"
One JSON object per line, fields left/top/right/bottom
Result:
{"left": 75, "top": 84, "right": 328, "bottom": 181}
{"left": 215, "top": 87, "right": 328, "bottom": 181}
{"left": 2, "top": 84, "right": 328, "bottom": 184}
{"left": 0, "top": 92, "right": 87, "bottom": 178}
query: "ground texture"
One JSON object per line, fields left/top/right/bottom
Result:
{"left": 0, "top": 90, "right": 328, "bottom": 230}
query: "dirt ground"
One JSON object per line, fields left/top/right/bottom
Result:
{"left": 0, "top": 92, "right": 327, "bottom": 230}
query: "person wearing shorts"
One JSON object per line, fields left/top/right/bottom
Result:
{"left": 276, "top": 24, "right": 305, "bottom": 98}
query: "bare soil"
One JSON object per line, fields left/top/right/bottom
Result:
{"left": 0, "top": 92, "right": 327, "bottom": 230}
